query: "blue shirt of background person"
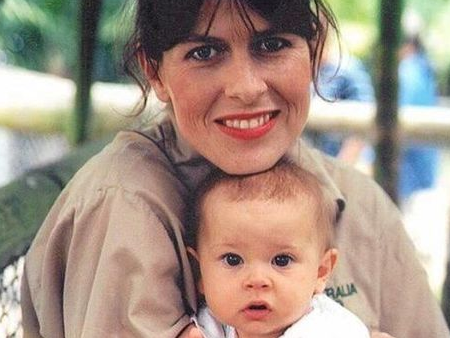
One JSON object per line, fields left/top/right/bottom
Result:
{"left": 314, "top": 55, "right": 375, "bottom": 156}
{"left": 398, "top": 35, "right": 440, "bottom": 201}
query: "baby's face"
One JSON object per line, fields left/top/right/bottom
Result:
{"left": 195, "top": 190, "right": 335, "bottom": 338}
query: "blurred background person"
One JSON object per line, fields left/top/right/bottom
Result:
{"left": 308, "top": 37, "right": 375, "bottom": 168}
{"left": 398, "top": 34, "right": 440, "bottom": 205}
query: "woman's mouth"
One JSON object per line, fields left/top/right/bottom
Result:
{"left": 222, "top": 112, "right": 272, "bottom": 129}
{"left": 216, "top": 111, "right": 279, "bottom": 140}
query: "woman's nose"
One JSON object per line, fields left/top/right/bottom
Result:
{"left": 224, "top": 56, "right": 268, "bottom": 105}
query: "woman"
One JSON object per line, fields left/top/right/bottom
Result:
{"left": 21, "top": 1, "right": 448, "bottom": 337}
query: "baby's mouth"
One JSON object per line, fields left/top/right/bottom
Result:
{"left": 248, "top": 304, "right": 268, "bottom": 310}
{"left": 242, "top": 302, "right": 271, "bottom": 320}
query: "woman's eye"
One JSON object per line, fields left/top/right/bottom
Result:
{"left": 272, "top": 254, "right": 293, "bottom": 267}
{"left": 255, "top": 37, "right": 291, "bottom": 53}
{"left": 186, "top": 45, "right": 220, "bottom": 61}
{"left": 222, "top": 253, "right": 243, "bottom": 266}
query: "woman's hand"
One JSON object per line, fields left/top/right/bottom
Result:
{"left": 371, "top": 331, "right": 395, "bottom": 338}
{"left": 179, "top": 324, "right": 204, "bottom": 338}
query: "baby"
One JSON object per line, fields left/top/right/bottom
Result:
{"left": 187, "top": 159, "right": 369, "bottom": 338}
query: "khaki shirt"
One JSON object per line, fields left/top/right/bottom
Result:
{"left": 21, "top": 119, "right": 449, "bottom": 338}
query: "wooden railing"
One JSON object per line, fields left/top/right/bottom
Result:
{"left": 2, "top": 65, "right": 450, "bottom": 144}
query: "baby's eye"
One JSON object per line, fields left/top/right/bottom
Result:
{"left": 253, "top": 36, "right": 291, "bottom": 54}
{"left": 272, "top": 254, "right": 293, "bottom": 267}
{"left": 221, "top": 253, "right": 243, "bottom": 267}
{"left": 186, "top": 45, "right": 221, "bottom": 61}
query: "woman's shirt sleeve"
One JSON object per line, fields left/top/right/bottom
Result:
{"left": 22, "top": 184, "right": 194, "bottom": 337}
{"left": 375, "top": 191, "right": 450, "bottom": 337}
{"left": 21, "top": 129, "right": 199, "bottom": 338}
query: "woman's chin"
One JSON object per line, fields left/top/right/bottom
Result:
{"left": 214, "top": 156, "right": 282, "bottom": 175}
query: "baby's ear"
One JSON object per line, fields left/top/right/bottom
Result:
{"left": 314, "top": 248, "right": 338, "bottom": 294}
{"left": 186, "top": 247, "right": 204, "bottom": 294}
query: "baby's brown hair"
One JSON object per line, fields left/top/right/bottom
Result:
{"left": 187, "top": 158, "right": 338, "bottom": 252}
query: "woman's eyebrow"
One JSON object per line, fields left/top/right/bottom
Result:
{"left": 183, "top": 28, "right": 279, "bottom": 45}
{"left": 184, "top": 34, "right": 224, "bottom": 45}
{"left": 252, "top": 29, "right": 281, "bottom": 39}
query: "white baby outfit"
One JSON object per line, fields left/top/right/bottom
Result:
{"left": 193, "top": 294, "right": 370, "bottom": 338}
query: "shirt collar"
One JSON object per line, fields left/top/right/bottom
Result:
{"left": 287, "top": 138, "right": 346, "bottom": 214}
{"left": 156, "top": 115, "right": 347, "bottom": 215}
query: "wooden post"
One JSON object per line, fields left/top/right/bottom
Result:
{"left": 442, "top": 208, "right": 450, "bottom": 326}
{"left": 71, "top": 0, "right": 103, "bottom": 145}
{"left": 374, "top": 0, "right": 404, "bottom": 203}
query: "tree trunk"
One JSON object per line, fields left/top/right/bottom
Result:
{"left": 442, "top": 209, "right": 450, "bottom": 326}
{"left": 374, "top": 0, "right": 404, "bottom": 203}
{"left": 71, "top": 0, "right": 103, "bottom": 145}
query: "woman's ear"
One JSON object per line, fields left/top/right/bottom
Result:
{"left": 314, "top": 248, "right": 338, "bottom": 294}
{"left": 138, "top": 51, "right": 170, "bottom": 103}
{"left": 186, "top": 247, "right": 204, "bottom": 294}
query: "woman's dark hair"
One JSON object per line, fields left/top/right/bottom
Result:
{"left": 123, "top": 0, "right": 339, "bottom": 112}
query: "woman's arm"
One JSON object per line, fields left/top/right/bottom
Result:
{"left": 22, "top": 186, "right": 194, "bottom": 337}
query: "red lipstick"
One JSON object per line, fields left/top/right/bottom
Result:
{"left": 216, "top": 111, "right": 277, "bottom": 140}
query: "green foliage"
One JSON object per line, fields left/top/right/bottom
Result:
{"left": 0, "top": 171, "right": 62, "bottom": 269}
{"left": 327, "top": 0, "right": 377, "bottom": 25}
{"left": 1, "top": 0, "right": 448, "bottom": 88}
{"left": 325, "top": 0, "right": 450, "bottom": 93}
{"left": 406, "top": 0, "right": 449, "bottom": 24}
{"left": 327, "top": 0, "right": 450, "bottom": 30}
{"left": 0, "top": 0, "right": 77, "bottom": 74}
{"left": 0, "top": 0, "right": 128, "bottom": 81}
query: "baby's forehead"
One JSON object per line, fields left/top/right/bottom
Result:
{"left": 198, "top": 184, "right": 331, "bottom": 248}
{"left": 200, "top": 190, "right": 321, "bottom": 231}
{"left": 197, "top": 199, "right": 323, "bottom": 255}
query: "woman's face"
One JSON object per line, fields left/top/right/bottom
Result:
{"left": 149, "top": 2, "right": 311, "bottom": 174}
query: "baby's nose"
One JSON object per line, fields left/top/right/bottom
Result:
{"left": 243, "top": 268, "right": 271, "bottom": 290}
